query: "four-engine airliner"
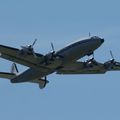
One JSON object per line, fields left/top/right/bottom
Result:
{"left": 0, "top": 36, "right": 120, "bottom": 89}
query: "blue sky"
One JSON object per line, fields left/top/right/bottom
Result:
{"left": 0, "top": 0, "right": 120, "bottom": 120}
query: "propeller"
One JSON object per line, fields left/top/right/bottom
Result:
{"left": 27, "top": 39, "right": 37, "bottom": 57}
{"left": 21, "top": 39, "right": 37, "bottom": 49}
{"left": 20, "top": 39, "right": 37, "bottom": 57}
{"left": 109, "top": 51, "right": 120, "bottom": 66}
{"left": 51, "top": 42, "right": 55, "bottom": 53}
{"left": 110, "top": 50, "right": 114, "bottom": 60}
{"left": 31, "top": 39, "right": 37, "bottom": 48}
{"left": 109, "top": 50, "right": 115, "bottom": 63}
{"left": 104, "top": 50, "right": 116, "bottom": 68}
{"left": 43, "top": 42, "right": 64, "bottom": 65}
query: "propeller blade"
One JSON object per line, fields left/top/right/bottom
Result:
{"left": 32, "top": 39, "right": 37, "bottom": 48}
{"left": 110, "top": 50, "right": 114, "bottom": 60}
{"left": 51, "top": 42, "right": 55, "bottom": 52}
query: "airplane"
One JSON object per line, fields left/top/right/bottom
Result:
{"left": 0, "top": 36, "right": 120, "bottom": 89}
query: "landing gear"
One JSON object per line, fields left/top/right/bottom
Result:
{"left": 38, "top": 77, "right": 49, "bottom": 89}
{"left": 84, "top": 52, "right": 98, "bottom": 68}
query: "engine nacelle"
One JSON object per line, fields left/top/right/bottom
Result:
{"left": 104, "top": 60, "right": 115, "bottom": 70}
{"left": 19, "top": 39, "right": 37, "bottom": 56}
{"left": 84, "top": 58, "right": 98, "bottom": 68}
{"left": 19, "top": 45, "right": 35, "bottom": 55}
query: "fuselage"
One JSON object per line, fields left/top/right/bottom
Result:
{"left": 56, "top": 36, "right": 104, "bottom": 63}
{"left": 38, "top": 36, "right": 105, "bottom": 78}
{"left": 0, "top": 35, "right": 105, "bottom": 84}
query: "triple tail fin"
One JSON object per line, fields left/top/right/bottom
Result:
{"left": 0, "top": 63, "right": 18, "bottom": 80}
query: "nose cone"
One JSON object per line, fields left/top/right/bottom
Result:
{"left": 100, "top": 38, "right": 104, "bottom": 44}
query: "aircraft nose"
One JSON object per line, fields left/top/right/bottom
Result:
{"left": 100, "top": 38, "right": 104, "bottom": 43}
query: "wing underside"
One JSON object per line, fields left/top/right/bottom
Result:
{"left": 11, "top": 68, "right": 53, "bottom": 83}
{"left": 0, "top": 45, "right": 44, "bottom": 68}
{"left": 57, "top": 62, "right": 106, "bottom": 74}
{"left": 0, "top": 45, "right": 54, "bottom": 88}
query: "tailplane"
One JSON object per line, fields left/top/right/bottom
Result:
{"left": 0, "top": 63, "right": 18, "bottom": 80}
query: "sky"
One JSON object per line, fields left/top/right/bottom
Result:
{"left": 0, "top": 0, "right": 120, "bottom": 120}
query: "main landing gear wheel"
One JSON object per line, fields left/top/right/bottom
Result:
{"left": 39, "top": 77, "right": 49, "bottom": 89}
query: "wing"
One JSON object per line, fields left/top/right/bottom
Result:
{"left": 0, "top": 44, "right": 44, "bottom": 68}
{"left": 0, "top": 45, "right": 54, "bottom": 87}
{"left": 57, "top": 61, "right": 107, "bottom": 74}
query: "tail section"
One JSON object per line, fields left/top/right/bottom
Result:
{"left": 0, "top": 72, "right": 16, "bottom": 79}
{"left": 0, "top": 63, "right": 18, "bottom": 80}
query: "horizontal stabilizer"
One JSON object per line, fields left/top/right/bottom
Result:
{"left": 0, "top": 72, "right": 16, "bottom": 79}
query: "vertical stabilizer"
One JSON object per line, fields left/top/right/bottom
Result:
{"left": 11, "top": 63, "right": 19, "bottom": 75}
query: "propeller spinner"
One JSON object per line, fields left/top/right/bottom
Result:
{"left": 20, "top": 39, "right": 37, "bottom": 56}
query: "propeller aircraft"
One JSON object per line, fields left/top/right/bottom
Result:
{"left": 0, "top": 36, "right": 120, "bottom": 89}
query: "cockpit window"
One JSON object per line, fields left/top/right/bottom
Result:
{"left": 91, "top": 36, "right": 100, "bottom": 39}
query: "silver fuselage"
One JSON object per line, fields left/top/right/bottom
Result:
{"left": 0, "top": 36, "right": 105, "bottom": 83}
{"left": 35, "top": 36, "right": 104, "bottom": 78}
{"left": 10, "top": 36, "right": 105, "bottom": 82}
{"left": 56, "top": 36, "right": 104, "bottom": 63}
